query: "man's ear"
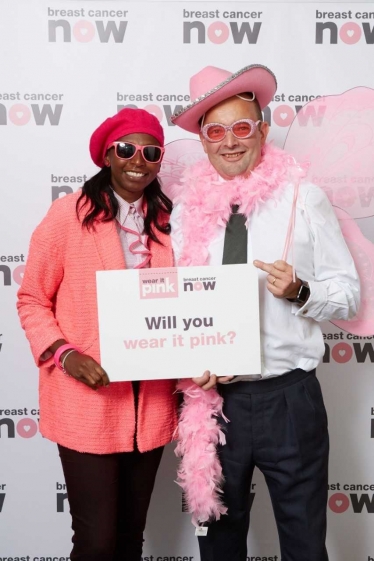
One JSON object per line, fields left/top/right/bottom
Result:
{"left": 199, "top": 132, "right": 208, "bottom": 154}
{"left": 259, "top": 121, "right": 270, "bottom": 146}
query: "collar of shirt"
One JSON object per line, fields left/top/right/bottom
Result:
{"left": 111, "top": 189, "right": 144, "bottom": 226}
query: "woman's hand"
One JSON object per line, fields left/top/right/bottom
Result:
{"left": 63, "top": 351, "right": 110, "bottom": 390}
{"left": 192, "top": 370, "right": 234, "bottom": 391}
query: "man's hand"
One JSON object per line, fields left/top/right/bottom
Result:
{"left": 192, "top": 370, "right": 234, "bottom": 391}
{"left": 253, "top": 259, "right": 301, "bottom": 299}
{"left": 63, "top": 351, "right": 110, "bottom": 390}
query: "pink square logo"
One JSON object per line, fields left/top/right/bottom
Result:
{"left": 139, "top": 269, "right": 179, "bottom": 299}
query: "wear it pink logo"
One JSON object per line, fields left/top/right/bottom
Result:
{"left": 139, "top": 269, "right": 179, "bottom": 299}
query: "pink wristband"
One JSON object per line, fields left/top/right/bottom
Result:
{"left": 54, "top": 344, "right": 81, "bottom": 370}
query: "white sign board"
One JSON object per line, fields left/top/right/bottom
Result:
{"left": 97, "top": 264, "right": 261, "bottom": 381}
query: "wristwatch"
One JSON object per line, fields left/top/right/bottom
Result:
{"left": 287, "top": 280, "right": 310, "bottom": 306}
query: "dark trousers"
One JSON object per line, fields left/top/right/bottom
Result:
{"left": 198, "top": 369, "right": 329, "bottom": 561}
{"left": 58, "top": 443, "right": 164, "bottom": 561}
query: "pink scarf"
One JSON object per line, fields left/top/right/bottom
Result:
{"left": 175, "top": 144, "right": 306, "bottom": 526}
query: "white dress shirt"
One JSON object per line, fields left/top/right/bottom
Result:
{"left": 170, "top": 181, "right": 360, "bottom": 379}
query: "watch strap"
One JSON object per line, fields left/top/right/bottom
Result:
{"left": 287, "top": 280, "right": 310, "bottom": 305}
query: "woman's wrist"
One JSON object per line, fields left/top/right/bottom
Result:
{"left": 49, "top": 339, "right": 68, "bottom": 355}
{"left": 53, "top": 342, "right": 81, "bottom": 371}
{"left": 61, "top": 349, "right": 78, "bottom": 374}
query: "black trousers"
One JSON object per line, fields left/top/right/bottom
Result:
{"left": 198, "top": 369, "right": 329, "bottom": 561}
{"left": 58, "top": 443, "right": 164, "bottom": 561}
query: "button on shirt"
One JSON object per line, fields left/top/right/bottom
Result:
{"left": 170, "top": 181, "right": 360, "bottom": 379}
{"left": 112, "top": 190, "right": 150, "bottom": 269}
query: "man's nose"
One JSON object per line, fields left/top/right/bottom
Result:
{"left": 224, "top": 130, "right": 239, "bottom": 148}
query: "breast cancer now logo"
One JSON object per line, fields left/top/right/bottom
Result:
{"left": 51, "top": 173, "right": 88, "bottom": 201}
{"left": 0, "top": 255, "right": 25, "bottom": 287}
{"left": 183, "top": 278, "right": 216, "bottom": 292}
{"left": 264, "top": 99, "right": 326, "bottom": 128}
{"left": 0, "top": 265, "right": 24, "bottom": 285}
{"left": 183, "top": 9, "right": 263, "bottom": 44}
{"left": 117, "top": 91, "right": 191, "bottom": 127}
{"left": 315, "top": 10, "right": 374, "bottom": 44}
{"left": 56, "top": 482, "right": 69, "bottom": 512}
{"left": 48, "top": 8, "right": 128, "bottom": 42}
{"left": 323, "top": 341, "right": 374, "bottom": 363}
{"left": 0, "top": 409, "right": 40, "bottom": 438}
{"left": 0, "top": 102, "right": 63, "bottom": 126}
{"left": 329, "top": 492, "right": 374, "bottom": 513}
{"left": 117, "top": 102, "right": 184, "bottom": 127}
{"left": 139, "top": 269, "right": 179, "bottom": 299}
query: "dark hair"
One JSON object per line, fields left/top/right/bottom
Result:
{"left": 76, "top": 167, "right": 172, "bottom": 243}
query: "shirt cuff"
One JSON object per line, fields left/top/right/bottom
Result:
{"left": 293, "top": 281, "right": 328, "bottom": 319}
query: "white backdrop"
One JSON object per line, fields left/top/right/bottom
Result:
{"left": 1, "top": 1, "right": 374, "bottom": 560}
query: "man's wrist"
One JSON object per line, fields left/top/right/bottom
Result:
{"left": 286, "top": 279, "right": 302, "bottom": 300}
{"left": 287, "top": 280, "right": 310, "bottom": 306}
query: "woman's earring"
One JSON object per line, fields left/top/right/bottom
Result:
{"left": 104, "top": 159, "right": 110, "bottom": 167}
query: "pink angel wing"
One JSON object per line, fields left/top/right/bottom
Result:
{"left": 332, "top": 208, "right": 374, "bottom": 336}
{"left": 283, "top": 87, "right": 374, "bottom": 219}
{"left": 159, "top": 138, "right": 206, "bottom": 202}
{"left": 283, "top": 87, "right": 374, "bottom": 336}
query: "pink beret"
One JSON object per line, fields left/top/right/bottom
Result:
{"left": 89, "top": 108, "right": 165, "bottom": 167}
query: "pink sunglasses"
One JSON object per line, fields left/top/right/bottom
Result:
{"left": 108, "top": 141, "right": 165, "bottom": 163}
{"left": 201, "top": 119, "right": 261, "bottom": 143}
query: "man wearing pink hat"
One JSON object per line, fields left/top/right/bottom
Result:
{"left": 171, "top": 65, "right": 360, "bottom": 561}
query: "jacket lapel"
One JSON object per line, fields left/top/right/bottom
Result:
{"left": 149, "top": 231, "right": 173, "bottom": 268}
{"left": 92, "top": 219, "right": 126, "bottom": 271}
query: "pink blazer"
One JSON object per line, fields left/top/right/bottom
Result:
{"left": 17, "top": 191, "right": 178, "bottom": 454}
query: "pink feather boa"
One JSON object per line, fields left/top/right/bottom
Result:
{"left": 175, "top": 379, "right": 228, "bottom": 526}
{"left": 175, "top": 144, "right": 306, "bottom": 525}
{"left": 177, "top": 143, "right": 306, "bottom": 267}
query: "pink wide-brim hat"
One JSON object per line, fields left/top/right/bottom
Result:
{"left": 171, "top": 64, "right": 277, "bottom": 134}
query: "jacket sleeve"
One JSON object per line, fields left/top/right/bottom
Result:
{"left": 17, "top": 199, "right": 69, "bottom": 366}
{"left": 294, "top": 184, "right": 360, "bottom": 321}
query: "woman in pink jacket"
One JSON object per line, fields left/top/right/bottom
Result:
{"left": 17, "top": 108, "right": 178, "bottom": 561}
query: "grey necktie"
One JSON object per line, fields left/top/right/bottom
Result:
{"left": 222, "top": 204, "right": 248, "bottom": 264}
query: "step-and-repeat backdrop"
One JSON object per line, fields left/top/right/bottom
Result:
{"left": 1, "top": 1, "right": 374, "bottom": 560}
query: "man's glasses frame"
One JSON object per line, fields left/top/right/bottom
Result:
{"left": 201, "top": 119, "right": 261, "bottom": 143}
